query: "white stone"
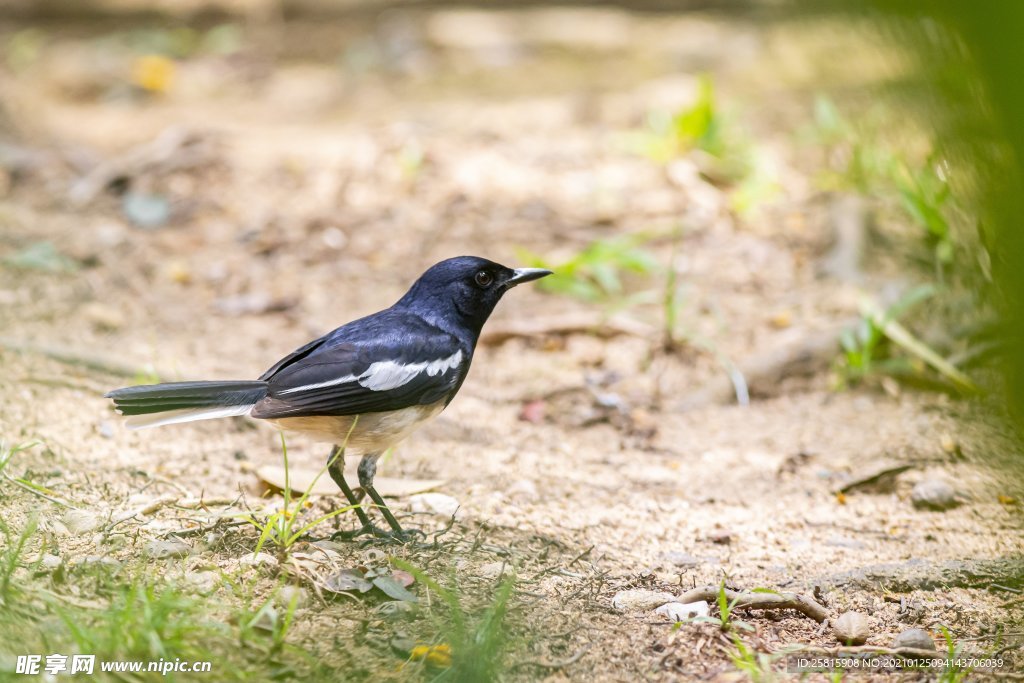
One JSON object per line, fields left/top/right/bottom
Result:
{"left": 408, "top": 493, "right": 461, "bottom": 519}
{"left": 655, "top": 601, "right": 710, "bottom": 622}
{"left": 241, "top": 552, "right": 279, "bottom": 568}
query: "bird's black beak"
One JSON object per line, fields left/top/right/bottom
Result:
{"left": 504, "top": 267, "right": 553, "bottom": 289}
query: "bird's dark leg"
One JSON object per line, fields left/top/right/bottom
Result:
{"left": 358, "top": 454, "right": 425, "bottom": 543}
{"left": 326, "top": 444, "right": 378, "bottom": 538}
{"left": 357, "top": 455, "right": 402, "bottom": 534}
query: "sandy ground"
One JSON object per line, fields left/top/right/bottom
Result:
{"left": 0, "top": 6, "right": 1022, "bottom": 681}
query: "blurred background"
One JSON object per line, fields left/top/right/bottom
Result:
{"left": 1, "top": 0, "right": 1022, "bottom": 680}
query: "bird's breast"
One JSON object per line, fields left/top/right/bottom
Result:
{"left": 264, "top": 400, "right": 446, "bottom": 452}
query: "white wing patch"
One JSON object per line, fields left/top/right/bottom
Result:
{"left": 278, "top": 350, "right": 462, "bottom": 395}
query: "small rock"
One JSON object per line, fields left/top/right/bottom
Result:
{"left": 480, "top": 561, "right": 509, "bottom": 580}
{"left": 63, "top": 510, "right": 101, "bottom": 535}
{"left": 408, "top": 492, "right": 461, "bottom": 518}
{"left": 185, "top": 570, "right": 219, "bottom": 594}
{"left": 612, "top": 589, "right": 676, "bottom": 612}
{"left": 655, "top": 601, "right": 709, "bottom": 622}
{"left": 82, "top": 302, "right": 125, "bottom": 331}
{"left": 504, "top": 479, "right": 539, "bottom": 502}
{"left": 662, "top": 551, "right": 701, "bottom": 568}
{"left": 122, "top": 191, "right": 170, "bottom": 229}
{"left": 518, "top": 399, "right": 546, "bottom": 424}
{"left": 240, "top": 552, "right": 279, "bottom": 569}
{"left": 708, "top": 530, "right": 733, "bottom": 545}
{"left": 891, "top": 628, "right": 936, "bottom": 651}
{"left": 833, "top": 611, "right": 871, "bottom": 645}
{"left": 75, "top": 556, "right": 121, "bottom": 571}
{"left": 377, "top": 600, "right": 417, "bottom": 621}
{"left": 323, "top": 568, "right": 373, "bottom": 594}
{"left": 39, "top": 554, "right": 62, "bottom": 571}
{"left": 389, "top": 635, "right": 416, "bottom": 656}
{"left": 363, "top": 548, "right": 388, "bottom": 565}
{"left": 248, "top": 606, "right": 278, "bottom": 633}
{"left": 275, "top": 585, "right": 309, "bottom": 609}
{"left": 145, "top": 539, "right": 191, "bottom": 559}
{"left": 98, "top": 420, "right": 115, "bottom": 439}
{"left": 911, "top": 480, "right": 959, "bottom": 511}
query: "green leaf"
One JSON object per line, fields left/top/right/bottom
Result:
{"left": 3, "top": 242, "right": 77, "bottom": 273}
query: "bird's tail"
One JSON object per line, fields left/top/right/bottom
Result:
{"left": 105, "top": 380, "right": 268, "bottom": 430}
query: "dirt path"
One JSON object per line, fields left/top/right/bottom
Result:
{"left": 1, "top": 7, "right": 1022, "bottom": 681}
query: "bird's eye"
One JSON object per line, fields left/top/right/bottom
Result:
{"left": 474, "top": 270, "right": 494, "bottom": 288}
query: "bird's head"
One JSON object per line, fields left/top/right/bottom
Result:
{"left": 395, "top": 256, "right": 551, "bottom": 336}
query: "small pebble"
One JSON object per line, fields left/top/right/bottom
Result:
{"left": 98, "top": 420, "right": 115, "bottom": 439}
{"left": 708, "top": 530, "right": 733, "bottom": 545}
{"left": 611, "top": 589, "right": 676, "bottom": 612}
{"left": 39, "top": 553, "right": 62, "bottom": 570}
{"left": 833, "top": 611, "right": 871, "bottom": 645}
{"left": 82, "top": 302, "right": 125, "bottom": 331}
{"left": 662, "top": 551, "right": 701, "bottom": 568}
{"left": 249, "top": 606, "right": 278, "bottom": 633}
{"left": 504, "top": 479, "right": 539, "bottom": 502}
{"left": 480, "top": 561, "right": 509, "bottom": 580}
{"left": 75, "top": 556, "right": 121, "bottom": 570}
{"left": 275, "top": 585, "right": 309, "bottom": 609}
{"left": 408, "top": 493, "right": 461, "bottom": 518}
{"left": 911, "top": 480, "right": 959, "bottom": 511}
{"left": 241, "top": 552, "right": 279, "bottom": 568}
{"left": 185, "top": 570, "right": 219, "bottom": 595}
{"left": 63, "top": 510, "right": 101, "bottom": 535}
{"left": 891, "top": 628, "right": 936, "bottom": 651}
{"left": 377, "top": 600, "right": 417, "bottom": 621}
{"left": 122, "top": 191, "right": 170, "bottom": 229}
{"left": 655, "top": 601, "right": 709, "bottom": 622}
{"left": 145, "top": 539, "right": 191, "bottom": 559}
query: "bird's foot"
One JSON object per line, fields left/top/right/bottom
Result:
{"left": 331, "top": 524, "right": 426, "bottom": 545}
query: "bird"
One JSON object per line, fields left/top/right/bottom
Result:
{"left": 105, "top": 256, "right": 551, "bottom": 541}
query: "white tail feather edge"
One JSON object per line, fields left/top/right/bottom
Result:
{"left": 125, "top": 404, "right": 256, "bottom": 430}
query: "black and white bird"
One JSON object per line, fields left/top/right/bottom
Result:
{"left": 105, "top": 256, "right": 551, "bottom": 540}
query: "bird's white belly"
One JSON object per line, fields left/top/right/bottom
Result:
{"left": 265, "top": 401, "right": 445, "bottom": 453}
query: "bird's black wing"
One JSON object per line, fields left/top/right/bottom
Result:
{"left": 257, "top": 335, "right": 329, "bottom": 381}
{"left": 251, "top": 315, "right": 467, "bottom": 419}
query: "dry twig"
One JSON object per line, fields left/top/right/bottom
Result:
{"left": 677, "top": 585, "right": 829, "bottom": 623}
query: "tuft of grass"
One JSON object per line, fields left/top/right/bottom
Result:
{"left": 895, "top": 157, "right": 954, "bottom": 276}
{"left": 0, "top": 439, "right": 77, "bottom": 508}
{"left": 239, "top": 425, "right": 357, "bottom": 561}
{"left": 808, "top": 95, "right": 974, "bottom": 281}
{"left": 392, "top": 558, "right": 517, "bottom": 681}
{"left": 2, "top": 241, "right": 78, "bottom": 273}
{"left": 633, "top": 75, "right": 751, "bottom": 180}
{"left": 59, "top": 580, "right": 225, "bottom": 665}
{"left": 630, "top": 74, "right": 776, "bottom": 212}
{"left": 835, "top": 285, "right": 980, "bottom": 394}
{"left": 936, "top": 626, "right": 971, "bottom": 683}
{"left": 237, "top": 591, "right": 301, "bottom": 657}
{"left": 0, "top": 513, "right": 39, "bottom": 606}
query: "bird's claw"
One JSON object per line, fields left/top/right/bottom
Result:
{"left": 331, "top": 525, "right": 426, "bottom": 545}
